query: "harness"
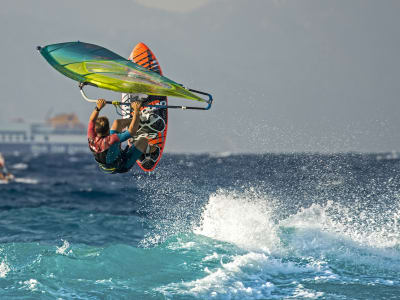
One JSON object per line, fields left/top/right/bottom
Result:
{"left": 88, "top": 138, "right": 127, "bottom": 174}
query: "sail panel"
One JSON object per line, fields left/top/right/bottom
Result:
{"left": 40, "top": 42, "right": 205, "bottom": 102}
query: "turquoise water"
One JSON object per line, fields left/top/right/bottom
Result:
{"left": 0, "top": 152, "right": 400, "bottom": 299}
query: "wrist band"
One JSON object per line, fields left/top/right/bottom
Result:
{"left": 95, "top": 107, "right": 100, "bottom": 112}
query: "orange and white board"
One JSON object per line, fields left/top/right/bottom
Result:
{"left": 122, "top": 42, "right": 168, "bottom": 172}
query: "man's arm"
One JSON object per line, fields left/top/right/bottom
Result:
{"left": 89, "top": 99, "right": 106, "bottom": 122}
{"left": 88, "top": 99, "right": 107, "bottom": 139}
{"left": 128, "top": 101, "right": 142, "bottom": 137}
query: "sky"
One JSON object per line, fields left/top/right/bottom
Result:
{"left": 0, "top": 0, "right": 399, "bottom": 153}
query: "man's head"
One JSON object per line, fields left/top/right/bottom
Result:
{"left": 95, "top": 116, "right": 110, "bottom": 137}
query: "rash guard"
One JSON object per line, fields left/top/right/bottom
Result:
{"left": 87, "top": 120, "right": 132, "bottom": 164}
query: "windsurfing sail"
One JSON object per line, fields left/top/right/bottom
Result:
{"left": 38, "top": 41, "right": 212, "bottom": 108}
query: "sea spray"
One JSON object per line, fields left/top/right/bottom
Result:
{"left": 194, "top": 188, "right": 280, "bottom": 253}
{"left": 279, "top": 201, "right": 400, "bottom": 280}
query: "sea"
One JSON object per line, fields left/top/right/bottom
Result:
{"left": 0, "top": 151, "right": 399, "bottom": 299}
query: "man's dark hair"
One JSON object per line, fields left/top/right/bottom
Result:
{"left": 95, "top": 116, "right": 109, "bottom": 136}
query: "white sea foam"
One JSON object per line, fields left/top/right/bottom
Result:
{"left": 14, "top": 178, "right": 39, "bottom": 184}
{"left": 0, "top": 260, "right": 10, "bottom": 278}
{"left": 292, "top": 284, "right": 324, "bottom": 299}
{"left": 279, "top": 202, "right": 400, "bottom": 276}
{"left": 20, "top": 279, "right": 39, "bottom": 291}
{"left": 203, "top": 252, "right": 219, "bottom": 262}
{"left": 11, "top": 163, "right": 28, "bottom": 170}
{"left": 281, "top": 201, "right": 400, "bottom": 252}
{"left": 194, "top": 189, "right": 279, "bottom": 253}
{"left": 169, "top": 190, "right": 331, "bottom": 298}
{"left": 189, "top": 188, "right": 400, "bottom": 297}
{"left": 166, "top": 239, "right": 197, "bottom": 251}
{"left": 1, "top": 177, "right": 38, "bottom": 184}
{"left": 159, "top": 252, "right": 322, "bottom": 299}
{"left": 56, "top": 240, "right": 72, "bottom": 255}
{"left": 95, "top": 278, "right": 113, "bottom": 284}
{"left": 196, "top": 189, "right": 400, "bottom": 255}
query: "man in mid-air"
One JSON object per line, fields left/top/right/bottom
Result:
{"left": 87, "top": 99, "right": 151, "bottom": 174}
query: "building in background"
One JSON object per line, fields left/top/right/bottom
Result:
{"left": 0, "top": 113, "right": 88, "bottom": 155}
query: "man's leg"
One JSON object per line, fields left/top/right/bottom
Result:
{"left": 111, "top": 118, "right": 132, "bottom": 133}
{"left": 134, "top": 137, "right": 148, "bottom": 153}
{"left": 122, "top": 138, "right": 148, "bottom": 170}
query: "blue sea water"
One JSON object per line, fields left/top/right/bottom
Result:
{"left": 0, "top": 151, "right": 400, "bottom": 299}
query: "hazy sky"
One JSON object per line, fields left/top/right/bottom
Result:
{"left": 1, "top": 0, "right": 399, "bottom": 153}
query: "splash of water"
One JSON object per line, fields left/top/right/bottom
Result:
{"left": 191, "top": 189, "right": 400, "bottom": 283}
{"left": 194, "top": 189, "right": 280, "bottom": 253}
{"left": 0, "top": 260, "right": 10, "bottom": 278}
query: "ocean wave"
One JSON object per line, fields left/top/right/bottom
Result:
{"left": 181, "top": 188, "right": 400, "bottom": 297}
{"left": 14, "top": 178, "right": 39, "bottom": 184}
{"left": 194, "top": 189, "right": 280, "bottom": 253}
{"left": 11, "top": 163, "right": 28, "bottom": 170}
{"left": 2, "top": 153, "right": 400, "bottom": 299}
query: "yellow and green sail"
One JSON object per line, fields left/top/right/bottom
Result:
{"left": 39, "top": 41, "right": 206, "bottom": 102}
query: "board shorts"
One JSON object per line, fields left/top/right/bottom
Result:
{"left": 99, "top": 130, "right": 143, "bottom": 174}
{"left": 115, "top": 145, "right": 143, "bottom": 173}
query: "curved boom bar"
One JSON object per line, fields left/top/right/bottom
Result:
{"left": 79, "top": 82, "right": 213, "bottom": 110}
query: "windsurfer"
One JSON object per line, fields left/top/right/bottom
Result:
{"left": 87, "top": 99, "right": 151, "bottom": 174}
{"left": 0, "top": 153, "right": 14, "bottom": 182}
